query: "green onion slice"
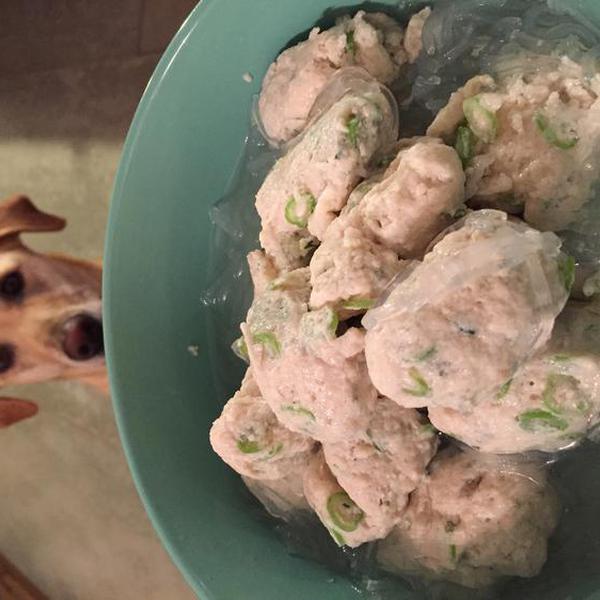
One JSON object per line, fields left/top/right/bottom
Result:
{"left": 346, "top": 115, "right": 360, "bottom": 148}
{"left": 341, "top": 296, "right": 374, "bottom": 310}
{"left": 328, "top": 528, "right": 346, "bottom": 546}
{"left": 231, "top": 336, "right": 249, "bottom": 363}
{"left": 237, "top": 437, "right": 261, "bottom": 454}
{"left": 327, "top": 308, "right": 339, "bottom": 337}
{"left": 454, "top": 125, "right": 477, "bottom": 167}
{"left": 259, "top": 442, "right": 283, "bottom": 461}
{"left": 345, "top": 30, "right": 357, "bottom": 57}
{"left": 496, "top": 379, "right": 512, "bottom": 400}
{"left": 415, "top": 346, "right": 436, "bottom": 362}
{"left": 534, "top": 112, "right": 578, "bottom": 150}
{"left": 558, "top": 255, "right": 575, "bottom": 292}
{"left": 402, "top": 367, "right": 431, "bottom": 397}
{"left": 517, "top": 409, "right": 569, "bottom": 432}
{"left": 463, "top": 95, "right": 498, "bottom": 143}
{"left": 327, "top": 492, "right": 364, "bottom": 532}
{"left": 281, "top": 405, "right": 315, "bottom": 421}
{"left": 284, "top": 192, "right": 316, "bottom": 228}
{"left": 252, "top": 331, "right": 281, "bottom": 358}
{"left": 450, "top": 544, "right": 458, "bottom": 562}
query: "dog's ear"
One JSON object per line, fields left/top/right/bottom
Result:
{"left": 0, "top": 195, "right": 66, "bottom": 239}
{"left": 0, "top": 397, "right": 38, "bottom": 427}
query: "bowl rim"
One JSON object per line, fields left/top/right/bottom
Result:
{"left": 103, "top": 1, "right": 213, "bottom": 596}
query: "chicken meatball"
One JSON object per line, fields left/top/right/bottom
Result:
{"left": 322, "top": 396, "right": 438, "bottom": 536}
{"left": 377, "top": 450, "right": 560, "bottom": 588}
{"left": 309, "top": 219, "right": 405, "bottom": 311}
{"left": 209, "top": 369, "right": 315, "bottom": 480}
{"left": 256, "top": 83, "right": 398, "bottom": 270}
{"left": 358, "top": 140, "right": 465, "bottom": 257}
{"left": 309, "top": 139, "right": 464, "bottom": 310}
{"left": 430, "top": 300, "right": 600, "bottom": 453}
{"left": 364, "top": 210, "right": 571, "bottom": 411}
{"left": 257, "top": 11, "right": 408, "bottom": 144}
{"left": 244, "top": 318, "right": 377, "bottom": 443}
{"left": 303, "top": 450, "right": 389, "bottom": 548}
{"left": 428, "top": 59, "right": 600, "bottom": 231}
{"left": 242, "top": 264, "right": 378, "bottom": 442}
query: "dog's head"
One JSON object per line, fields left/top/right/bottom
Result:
{"left": 0, "top": 195, "right": 105, "bottom": 426}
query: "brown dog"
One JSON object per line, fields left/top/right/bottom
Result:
{"left": 0, "top": 195, "right": 106, "bottom": 427}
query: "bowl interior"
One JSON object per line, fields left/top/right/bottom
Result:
{"left": 104, "top": 1, "right": 600, "bottom": 599}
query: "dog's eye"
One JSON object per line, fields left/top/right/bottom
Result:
{"left": 0, "top": 344, "right": 15, "bottom": 373}
{"left": 0, "top": 270, "right": 25, "bottom": 300}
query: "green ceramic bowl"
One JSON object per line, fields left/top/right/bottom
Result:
{"left": 104, "top": 1, "right": 600, "bottom": 599}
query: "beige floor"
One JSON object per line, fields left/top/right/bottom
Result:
{"left": 0, "top": 2, "right": 197, "bottom": 599}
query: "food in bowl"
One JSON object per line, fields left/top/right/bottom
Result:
{"left": 208, "top": 0, "right": 600, "bottom": 593}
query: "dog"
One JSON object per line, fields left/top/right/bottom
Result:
{"left": 0, "top": 195, "right": 106, "bottom": 428}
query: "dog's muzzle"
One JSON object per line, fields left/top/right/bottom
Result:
{"left": 62, "top": 314, "right": 104, "bottom": 361}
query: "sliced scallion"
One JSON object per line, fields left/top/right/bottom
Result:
{"left": 345, "top": 30, "right": 357, "bottom": 57}
{"left": 237, "top": 437, "right": 261, "bottom": 454}
{"left": 454, "top": 125, "right": 476, "bottom": 167}
{"left": 463, "top": 96, "right": 498, "bottom": 143}
{"left": 231, "top": 336, "right": 249, "bottom": 363}
{"left": 327, "top": 492, "right": 364, "bottom": 532}
{"left": 496, "top": 379, "right": 512, "bottom": 400}
{"left": 415, "top": 346, "right": 436, "bottom": 362}
{"left": 252, "top": 331, "right": 281, "bottom": 358}
{"left": 281, "top": 404, "right": 315, "bottom": 421}
{"left": 534, "top": 112, "right": 578, "bottom": 150}
{"left": 402, "top": 367, "right": 431, "bottom": 397}
{"left": 346, "top": 115, "right": 361, "bottom": 148}
{"left": 558, "top": 255, "right": 576, "bottom": 292}
{"left": 328, "top": 527, "right": 346, "bottom": 546}
{"left": 341, "top": 296, "right": 374, "bottom": 310}
{"left": 284, "top": 192, "right": 316, "bottom": 228}
{"left": 517, "top": 409, "right": 569, "bottom": 432}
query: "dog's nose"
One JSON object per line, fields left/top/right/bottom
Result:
{"left": 62, "top": 314, "right": 104, "bottom": 361}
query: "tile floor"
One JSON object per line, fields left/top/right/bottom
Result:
{"left": 0, "top": 1, "right": 198, "bottom": 598}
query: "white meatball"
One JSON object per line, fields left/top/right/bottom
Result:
{"left": 322, "top": 397, "right": 438, "bottom": 535}
{"left": 427, "top": 75, "right": 496, "bottom": 140}
{"left": 303, "top": 450, "right": 389, "bottom": 548}
{"left": 242, "top": 267, "right": 378, "bottom": 442}
{"left": 428, "top": 59, "right": 600, "bottom": 231}
{"left": 358, "top": 140, "right": 465, "bottom": 257}
{"left": 377, "top": 450, "right": 560, "bottom": 588}
{"left": 209, "top": 369, "right": 315, "bottom": 480}
{"left": 258, "top": 11, "right": 407, "bottom": 143}
{"left": 430, "top": 301, "right": 600, "bottom": 453}
{"left": 245, "top": 319, "right": 378, "bottom": 443}
{"left": 309, "top": 217, "right": 405, "bottom": 311}
{"left": 364, "top": 210, "right": 571, "bottom": 411}
{"left": 309, "top": 139, "right": 463, "bottom": 310}
{"left": 256, "top": 86, "right": 397, "bottom": 270}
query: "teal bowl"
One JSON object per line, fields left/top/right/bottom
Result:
{"left": 104, "top": 1, "right": 600, "bottom": 599}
